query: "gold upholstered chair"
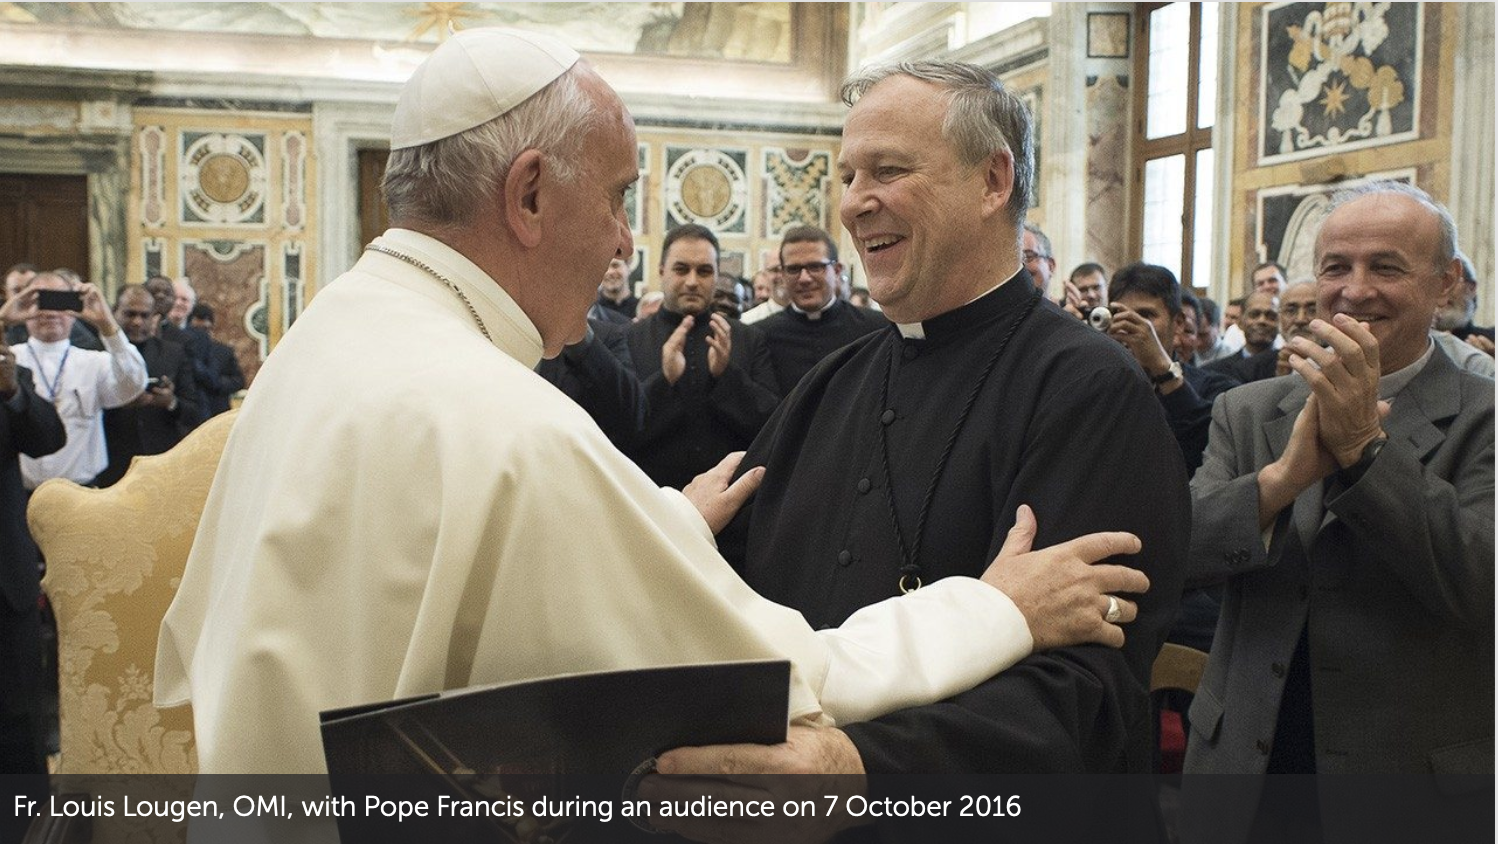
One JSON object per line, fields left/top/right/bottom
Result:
{"left": 29, "top": 409, "right": 237, "bottom": 776}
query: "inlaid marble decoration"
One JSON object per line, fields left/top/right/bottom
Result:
{"left": 139, "top": 125, "right": 167, "bottom": 227}
{"left": 1260, "top": 2, "right": 1422, "bottom": 164}
{"left": 1254, "top": 169, "right": 1416, "bottom": 280}
{"left": 664, "top": 146, "right": 749, "bottom": 235}
{"left": 282, "top": 241, "right": 304, "bottom": 330}
{"left": 182, "top": 239, "right": 268, "bottom": 381}
{"left": 281, "top": 131, "right": 307, "bottom": 231}
{"left": 142, "top": 237, "right": 165, "bottom": 279}
{"left": 179, "top": 131, "right": 269, "bottom": 225}
{"left": 627, "top": 142, "right": 648, "bottom": 235}
{"left": 631, "top": 247, "right": 648, "bottom": 284}
{"left": 762, "top": 147, "right": 831, "bottom": 237}
{"left": 1087, "top": 11, "right": 1130, "bottom": 58}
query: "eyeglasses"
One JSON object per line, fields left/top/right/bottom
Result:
{"left": 1022, "top": 250, "right": 1049, "bottom": 263}
{"left": 782, "top": 260, "right": 835, "bottom": 278}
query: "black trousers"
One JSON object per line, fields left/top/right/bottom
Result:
{"left": 0, "top": 599, "right": 46, "bottom": 774}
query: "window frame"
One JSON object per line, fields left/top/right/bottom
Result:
{"left": 1130, "top": 2, "right": 1216, "bottom": 289}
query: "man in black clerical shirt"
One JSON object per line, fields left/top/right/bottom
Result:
{"left": 1207, "top": 288, "right": 1280, "bottom": 384}
{"left": 655, "top": 60, "right": 1188, "bottom": 837}
{"left": 756, "top": 225, "right": 887, "bottom": 392}
{"left": 619, "top": 224, "right": 780, "bottom": 489}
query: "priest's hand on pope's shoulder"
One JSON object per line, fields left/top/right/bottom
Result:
{"left": 982, "top": 504, "right": 1148, "bottom": 651}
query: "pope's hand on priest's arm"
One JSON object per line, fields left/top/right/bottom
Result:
{"left": 982, "top": 504, "right": 1147, "bottom": 651}
{"left": 682, "top": 451, "right": 765, "bottom": 535}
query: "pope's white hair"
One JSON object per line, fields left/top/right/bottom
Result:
{"left": 382, "top": 64, "right": 598, "bottom": 227}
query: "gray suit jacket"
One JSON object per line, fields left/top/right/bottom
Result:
{"left": 1180, "top": 346, "right": 1493, "bottom": 842}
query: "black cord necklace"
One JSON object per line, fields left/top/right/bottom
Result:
{"left": 878, "top": 288, "right": 1041, "bottom": 593}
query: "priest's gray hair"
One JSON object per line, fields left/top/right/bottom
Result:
{"left": 840, "top": 60, "right": 1035, "bottom": 224}
{"left": 1323, "top": 180, "right": 1459, "bottom": 269}
{"left": 383, "top": 65, "right": 598, "bottom": 227}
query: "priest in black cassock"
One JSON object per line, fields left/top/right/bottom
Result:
{"left": 621, "top": 224, "right": 781, "bottom": 489}
{"left": 656, "top": 59, "right": 1189, "bottom": 836}
{"left": 756, "top": 225, "right": 888, "bottom": 392}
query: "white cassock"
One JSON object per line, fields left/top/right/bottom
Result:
{"left": 155, "top": 228, "right": 1033, "bottom": 775}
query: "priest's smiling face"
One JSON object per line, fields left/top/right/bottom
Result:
{"left": 838, "top": 74, "right": 1014, "bottom": 324}
{"left": 780, "top": 239, "right": 840, "bottom": 312}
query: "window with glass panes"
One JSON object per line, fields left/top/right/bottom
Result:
{"left": 1131, "top": 2, "right": 1219, "bottom": 288}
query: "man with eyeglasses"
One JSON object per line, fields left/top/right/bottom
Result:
{"left": 620, "top": 223, "right": 781, "bottom": 489}
{"left": 1021, "top": 222, "right": 1056, "bottom": 295}
{"left": 1272, "top": 281, "right": 1318, "bottom": 377}
{"left": 756, "top": 225, "right": 888, "bottom": 391}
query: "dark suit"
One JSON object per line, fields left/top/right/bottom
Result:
{"left": 0, "top": 369, "right": 65, "bottom": 773}
{"left": 1205, "top": 346, "right": 1277, "bottom": 384}
{"left": 95, "top": 336, "right": 205, "bottom": 487}
{"left": 200, "top": 337, "right": 245, "bottom": 416}
{"left": 621, "top": 309, "right": 780, "bottom": 489}
{"left": 536, "top": 318, "right": 644, "bottom": 448}
{"left": 1451, "top": 321, "right": 1495, "bottom": 343}
{"left": 1181, "top": 346, "right": 1493, "bottom": 843}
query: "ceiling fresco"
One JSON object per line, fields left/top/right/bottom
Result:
{"left": 0, "top": 2, "right": 794, "bottom": 63}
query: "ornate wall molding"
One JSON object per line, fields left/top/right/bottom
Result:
{"left": 1449, "top": 3, "right": 1495, "bottom": 312}
{"left": 312, "top": 100, "right": 393, "bottom": 281}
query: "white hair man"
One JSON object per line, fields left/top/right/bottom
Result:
{"left": 1182, "top": 182, "right": 1492, "bottom": 841}
{"left": 156, "top": 29, "right": 1149, "bottom": 781}
{"left": 0, "top": 271, "right": 146, "bottom": 488}
{"left": 168, "top": 278, "right": 196, "bottom": 328}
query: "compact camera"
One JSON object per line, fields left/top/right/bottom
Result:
{"left": 1086, "top": 306, "right": 1112, "bottom": 332}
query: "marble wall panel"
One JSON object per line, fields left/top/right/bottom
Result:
{"left": 1085, "top": 74, "right": 1130, "bottom": 274}
{"left": 182, "top": 239, "right": 267, "bottom": 383}
{"left": 130, "top": 108, "right": 314, "bottom": 378}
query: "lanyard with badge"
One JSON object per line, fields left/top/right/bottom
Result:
{"left": 26, "top": 340, "right": 71, "bottom": 406}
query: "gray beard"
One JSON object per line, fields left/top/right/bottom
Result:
{"left": 1433, "top": 303, "right": 1470, "bottom": 332}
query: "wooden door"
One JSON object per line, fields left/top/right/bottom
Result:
{"left": 0, "top": 174, "right": 89, "bottom": 278}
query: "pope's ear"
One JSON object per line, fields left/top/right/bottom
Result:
{"left": 504, "top": 149, "right": 545, "bottom": 248}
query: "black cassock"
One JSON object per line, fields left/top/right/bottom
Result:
{"left": 622, "top": 309, "right": 781, "bottom": 490}
{"left": 723, "top": 270, "right": 1189, "bottom": 775}
{"left": 757, "top": 300, "right": 889, "bottom": 394}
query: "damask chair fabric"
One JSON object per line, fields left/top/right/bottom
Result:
{"left": 31, "top": 409, "right": 237, "bottom": 775}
